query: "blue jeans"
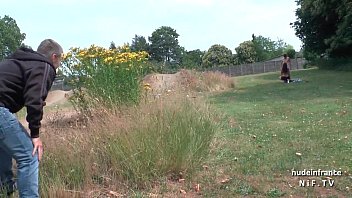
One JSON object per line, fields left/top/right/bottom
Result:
{"left": 0, "top": 107, "right": 39, "bottom": 197}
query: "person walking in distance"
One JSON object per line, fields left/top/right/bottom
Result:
{"left": 0, "top": 39, "right": 63, "bottom": 197}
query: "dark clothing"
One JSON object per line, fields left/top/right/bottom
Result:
{"left": 0, "top": 47, "right": 56, "bottom": 138}
{"left": 282, "top": 63, "right": 289, "bottom": 73}
{"left": 280, "top": 76, "right": 291, "bottom": 83}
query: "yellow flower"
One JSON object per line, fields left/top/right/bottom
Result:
{"left": 144, "top": 83, "right": 152, "bottom": 90}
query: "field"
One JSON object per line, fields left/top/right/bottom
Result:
{"left": 204, "top": 68, "right": 351, "bottom": 197}
{"left": 11, "top": 68, "right": 352, "bottom": 197}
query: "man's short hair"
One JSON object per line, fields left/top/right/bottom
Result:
{"left": 37, "top": 39, "right": 63, "bottom": 59}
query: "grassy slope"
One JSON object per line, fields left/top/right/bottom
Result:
{"left": 203, "top": 69, "right": 352, "bottom": 197}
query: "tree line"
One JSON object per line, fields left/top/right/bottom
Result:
{"left": 2, "top": 0, "right": 351, "bottom": 70}
{"left": 0, "top": 16, "right": 294, "bottom": 72}
{"left": 115, "top": 27, "right": 295, "bottom": 71}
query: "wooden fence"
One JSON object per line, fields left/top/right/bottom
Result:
{"left": 208, "top": 58, "right": 306, "bottom": 77}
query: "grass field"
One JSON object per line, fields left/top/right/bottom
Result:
{"left": 9, "top": 68, "right": 351, "bottom": 197}
{"left": 200, "top": 68, "right": 352, "bottom": 197}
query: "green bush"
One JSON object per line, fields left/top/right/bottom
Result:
{"left": 316, "top": 57, "right": 352, "bottom": 71}
{"left": 62, "top": 45, "right": 150, "bottom": 115}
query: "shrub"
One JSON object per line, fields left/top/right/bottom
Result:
{"left": 62, "top": 45, "right": 150, "bottom": 115}
{"left": 315, "top": 57, "right": 352, "bottom": 71}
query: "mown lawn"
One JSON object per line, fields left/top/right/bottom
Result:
{"left": 201, "top": 69, "right": 352, "bottom": 197}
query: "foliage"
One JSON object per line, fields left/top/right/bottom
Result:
{"left": 251, "top": 34, "right": 276, "bottom": 61}
{"left": 148, "top": 26, "right": 182, "bottom": 64}
{"left": 236, "top": 35, "right": 295, "bottom": 64}
{"left": 202, "top": 44, "right": 233, "bottom": 68}
{"left": 62, "top": 44, "right": 149, "bottom": 114}
{"left": 286, "top": 48, "right": 296, "bottom": 59}
{"left": 181, "top": 49, "right": 204, "bottom": 69}
{"left": 0, "top": 15, "right": 26, "bottom": 60}
{"left": 235, "top": 41, "right": 256, "bottom": 64}
{"left": 131, "top": 35, "right": 149, "bottom": 52}
{"left": 293, "top": 0, "right": 352, "bottom": 58}
{"left": 315, "top": 57, "right": 352, "bottom": 71}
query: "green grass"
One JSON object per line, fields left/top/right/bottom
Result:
{"left": 202, "top": 68, "right": 352, "bottom": 197}
{"left": 15, "top": 68, "right": 351, "bottom": 197}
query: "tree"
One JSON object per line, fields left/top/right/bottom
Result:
{"left": 181, "top": 49, "right": 204, "bottom": 69}
{"left": 251, "top": 34, "right": 291, "bottom": 62}
{"left": 235, "top": 41, "right": 256, "bottom": 64}
{"left": 202, "top": 44, "right": 233, "bottom": 68}
{"left": 252, "top": 34, "right": 275, "bottom": 62}
{"left": 286, "top": 48, "right": 296, "bottom": 59}
{"left": 293, "top": 0, "right": 352, "bottom": 58}
{"left": 131, "top": 35, "right": 149, "bottom": 52}
{"left": 148, "top": 26, "right": 182, "bottom": 64}
{"left": 0, "top": 15, "right": 26, "bottom": 60}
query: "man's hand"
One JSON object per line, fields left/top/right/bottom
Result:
{"left": 32, "top": 137, "right": 43, "bottom": 161}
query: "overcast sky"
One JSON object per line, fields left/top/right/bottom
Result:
{"left": 1, "top": 0, "right": 302, "bottom": 53}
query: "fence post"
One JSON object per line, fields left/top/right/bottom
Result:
{"left": 263, "top": 62, "right": 266, "bottom": 73}
{"left": 240, "top": 64, "right": 243, "bottom": 76}
{"left": 251, "top": 63, "right": 254, "bottom": 74}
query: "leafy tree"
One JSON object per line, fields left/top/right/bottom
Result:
{"left": 286, "top": 48, "right": 296, "bottom": 59}
{"left": 251, "top": 34, "right": 291, "bottom": 62}
{"left": 235, "top": 41, "right": 256, "bottom": 64}
{"left": 202, "top": 44, "right": 233, "bottom": 68}
{"left": 20, "top": 43, "right": 32, "bottom": 50}
{"left": 252, "top": 34, "right": 275, "bottom": 61}
{"left": 181, "top": 49, "right": 204, "bottom": 69}
{"left": 148, "top": 26, "right": 182, "bottom": 64}
{"left": 232, "top": 54, "right": 240, "bottom": 65}
{"left": 131, "top": 35, "right": 149, "bottom": 52}
{"left": 275, "top": 39, "right": 291, "bottom": 57}
{"left": 0, "top": 15, "right": 26, "bottom": 60}
{"left": 293, "top": 0, "right": 352, "bottom": 58}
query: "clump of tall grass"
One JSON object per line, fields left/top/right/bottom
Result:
{"left": 104, "top": 95, "right": 217, "bottom": 188}
{"left": 39, "top": 93, "right": 218, "bottom": 196}
{"left": 178, "top": 70, "right": 235, "bottom": 92}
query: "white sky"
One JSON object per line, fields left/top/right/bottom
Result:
{"left": 0, "top": 0, "right": 302, "bottom": 53}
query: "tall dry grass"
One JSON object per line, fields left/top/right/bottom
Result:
{"left": 39, "top": 92, "right": 219, "bottom": 197}
{"left": 178, "top": 69, "right": 235, "bottom": 92}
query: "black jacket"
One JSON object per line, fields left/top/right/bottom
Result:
{"left": 0, "top": 47, "right": 56, "bottom": 138}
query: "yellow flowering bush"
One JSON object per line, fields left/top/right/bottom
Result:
{"left": 62, "top": 44, "right": 150, "bottom": 114}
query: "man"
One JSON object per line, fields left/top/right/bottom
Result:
{"left": 0, "top": 39, "right": 63, "bottom": 197}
